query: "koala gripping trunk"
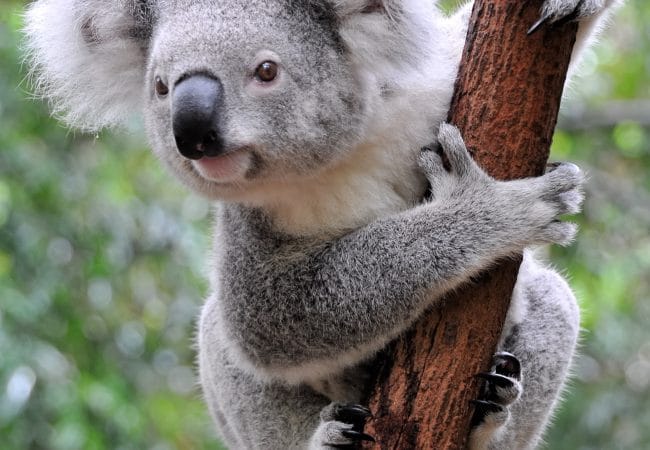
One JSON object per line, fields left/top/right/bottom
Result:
{"left": 363, "top": 1, "right": 579, "bottom": 449}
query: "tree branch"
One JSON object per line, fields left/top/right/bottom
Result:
{"left": 363, "top": 1, "right": 579, "bottom": 448}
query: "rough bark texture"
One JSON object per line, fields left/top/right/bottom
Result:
{"left": 363, "top": 1, "right": 579, "bottom": 449}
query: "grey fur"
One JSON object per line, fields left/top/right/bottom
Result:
{"left": 23, "top": 0, "right": 619, "bottom": 448}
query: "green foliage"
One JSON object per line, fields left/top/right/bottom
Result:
{"left": 1, "top": 3, "right": 222, "bottom": 449}
{"left": 1, "top": 1, "right": 649, "bottom": 449}
{"left": 547, "top": 2, "right": 650, "bottom": 447}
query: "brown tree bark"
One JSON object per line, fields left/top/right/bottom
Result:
{"left": 363, "top": 1, "right": 579, "bottom": 449}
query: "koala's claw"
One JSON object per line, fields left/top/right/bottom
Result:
{"left": 471, "top": 352, "right": 523, "bottom": 428}
{"left": 528, "top": 11, "right": 554, "bottom": 35}
{"left": 470, "top": 399, "right": 505, "bottom": 415}
{"left": 530, "top": 0, "right": 607, "bottom": 34}
{"left": 334, "top": 404, "right": 372, "bottom": 432}
{"left": 341, "top": 430, "right": 376, "bottom": 443}
{"left": 313, "top": 402, "right": 374, "bottom": 448}
{"left": 475, "top": 372, "right": 518, "bottom": 388}
{"left": 493, "top": 351, "right": 522, "bottom": 379}
{"left": 543, "top": 0, "right": 604, "bottom": 23}
{"left": 546, "top": 161, "right": 563, "bottom": 171}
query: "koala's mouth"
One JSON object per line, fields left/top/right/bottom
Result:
{"left": 191, "top": 147, "right": 253, "bottom": 184}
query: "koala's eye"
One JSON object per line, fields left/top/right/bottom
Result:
{"left": 255, "top": 61, "right": 278, "bottom": 83}
{"left": 155, "top": 76, "right": 169, "bottom": 97}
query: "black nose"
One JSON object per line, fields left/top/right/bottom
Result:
{"left": 172, "top": 74, "right": 224, "bottom": 160}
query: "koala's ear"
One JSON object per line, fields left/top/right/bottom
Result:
{"left": 332, "top": 0, "right": 442, "bottom": 16}
{"left": 23, "top": 0, "right": 153, "bottom": 132}
{"left": 332, "top": 0, "right": 443, "bottom": 74}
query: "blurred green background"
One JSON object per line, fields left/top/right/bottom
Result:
{"left": 1, "top": 1, "right": 648, "bottom": 449}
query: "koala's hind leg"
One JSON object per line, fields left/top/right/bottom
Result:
{"left": 469, "top": 251, "right": 580, "bottom": 450}
{"left": 199, "top": 336, "right": 329, "bottom": 449}
{"left": 200, "top": 347, "right": 373, "bottom": 450}
{"left": 199, "top": 297, "right": 371, "bottom": 450}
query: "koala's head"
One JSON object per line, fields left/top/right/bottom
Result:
{"left": 25, "top": 0, "right": 441, "bottom": 201}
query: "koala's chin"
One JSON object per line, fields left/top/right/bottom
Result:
{"left": 190, "top": 150, "right": 254, "bottom": 185}
{"left": 164, "top": 154, "right": 255, "bottom": 203}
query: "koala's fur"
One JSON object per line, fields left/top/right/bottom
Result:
{"left": 24, "top": 0, "right": 618, "bottom": 448}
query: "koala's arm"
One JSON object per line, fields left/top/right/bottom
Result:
{"left": 215, "top": 125, "right": 583, "bottom": 381}
{"left": 200, "top": 251, "right": 581, "bottom": 450}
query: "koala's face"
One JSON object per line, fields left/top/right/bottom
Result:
{"left": 27, "top": 0, "right": 431, "bottom": 202}
{"left": 142, "top": 0, "right": 366, "bottom": 200}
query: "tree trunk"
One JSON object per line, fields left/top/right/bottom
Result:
{"left": 363, "top": 1, "right": 579, "bottom": 449}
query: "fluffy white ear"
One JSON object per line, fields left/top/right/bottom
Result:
{"left": 331, "top": 0, "right": 387, "bottom": 16}
{"left": 331, "top": 0, "right": 440, "bottom": 16}
{"left": 23, "top": 0, "right": 151, "bottom": 131}
{"left": 333, "top": 0, "right": 445, "bottom": 79}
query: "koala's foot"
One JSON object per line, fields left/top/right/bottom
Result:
{"left": 309, "top": 403, "right": 374, "bottom": 449}
{"left": 468, "top": 353, "right": 523, "bottom": 450}
{"left": 531, "top": 0, "right": 609, "bottom": 33}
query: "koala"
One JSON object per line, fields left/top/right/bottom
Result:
{"left": 24, "top": 0, "right": 618, "bottom": 448}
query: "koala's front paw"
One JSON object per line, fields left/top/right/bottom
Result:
{"left": 525, "top": 161, "right": 584, "bottom": 246}
{"left": 420, "top": 123, "right": 584, "bottom": 248}
{"left": 530, "top": 0, "right": 609, "bottom": 33}
{"left": 309, "top": 403, "right": 374, "bottom": 449}
{"left": 468, "top": 353, "right": 523, "bottom": 450}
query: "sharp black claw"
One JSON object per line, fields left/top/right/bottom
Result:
{"left": 335, "top": 404, "right": 372, "bottom": 423}
{"left": 475, "top": 372, "right": 515, "bottom": 388}
{"left": 527, "top": 12, "right": 552, "bottom": 35}
{"left": 470, "top": 399, "right": 503, "bottom": 414}
{"left": 493, "top": 352, "right": 521, "bottom": 379}
{"left": 436, "top": 146, "right": 452, "bottom": 172}
{"left": 342, "top": 430, "right": 376, "bottom": 443}
{"left": 334, "top": 404, "right": 372, "bottom": 433}
{"left": 546, "top": 161, "right": 562, "bottom": 172}
{"left": 424, "top": 181, "right": 433, "bottom": 201}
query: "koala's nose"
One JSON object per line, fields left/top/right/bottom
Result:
{"left": 172, "top": 74, "right": 224, "bottom": 160}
